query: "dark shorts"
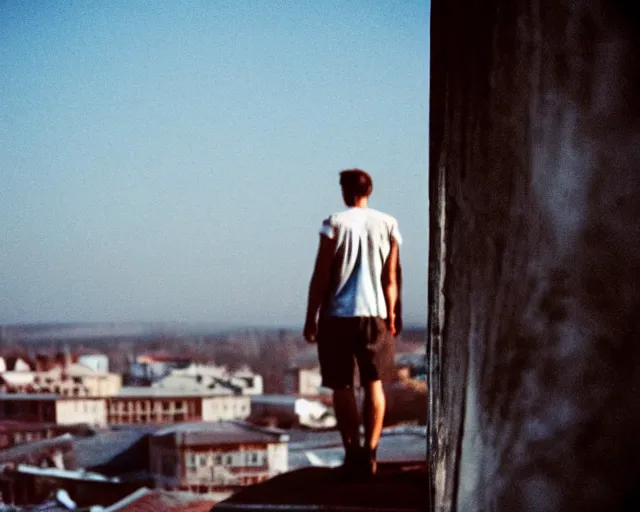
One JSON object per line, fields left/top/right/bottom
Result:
{"left": 316, "top": 316, "right": 395, "bottom": 389}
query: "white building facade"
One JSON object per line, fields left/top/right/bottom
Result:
{"left": 149, "top": 421, "right": 289, "bottom": 493}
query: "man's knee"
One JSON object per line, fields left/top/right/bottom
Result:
{"left": 364, "top": 379, "right": 386, "bottom": 403}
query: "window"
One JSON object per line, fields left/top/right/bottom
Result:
{"left": 199, "top": 455, "right": 207, "bottom": 467}
{"left": 226, "top": 455, "right": 233, "bottom": 465}
{"left": 214, "top": 454, "right": 222, "bottom": 465}
{"left": 186, "top": 453, "right": 196, "bottom": 468}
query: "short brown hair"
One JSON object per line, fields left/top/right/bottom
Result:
{"left": 339, "top": 169, "right": 373, "bottom": 204}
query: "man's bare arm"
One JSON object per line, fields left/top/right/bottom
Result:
{"left": 304, "top": 235, "right": 336, "bottom": 342}
{"left": 382, "top": 239, "right": 399, "bottom": 335}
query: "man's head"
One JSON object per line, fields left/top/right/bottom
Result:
{"left": 339, "top": 169, "right": 373, "bottom": 207}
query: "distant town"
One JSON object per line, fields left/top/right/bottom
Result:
{"left": 0, "top": 324, "right": 426, "bottom": 511}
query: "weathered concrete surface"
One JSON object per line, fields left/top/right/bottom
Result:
{"left": 428, "top": 0, "right": 640, "bottom": 510}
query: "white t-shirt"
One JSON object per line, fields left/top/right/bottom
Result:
{"left": 319, "top": 207, "right": 402, "bottom": 319}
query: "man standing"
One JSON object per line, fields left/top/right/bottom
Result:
{"left": 304, "top": 169, "right": 401, "bottom": 479}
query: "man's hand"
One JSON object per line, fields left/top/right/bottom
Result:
{"left": 303, "top": 318, "right": 318, "bottom": 344}
{"left": 386, "top": 313, "right": 397, "bottom": 336}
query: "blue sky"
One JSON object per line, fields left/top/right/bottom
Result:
{"left": 1, "top": 0, "right": 429, "bottom": 327}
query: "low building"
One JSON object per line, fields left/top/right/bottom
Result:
{"left": 34, "top": 364, "right": 122, "bottom": 397}
{"left": 0, "top": 420, "right": 93, "bottom": 449}
{"left": 283, "top": 366, "right": 323, "bottom": 396}
{"left": 153, "top": 363, "right": 264, "bottom": 396}
{"left": 0, "top": 464, "right": 148, "bottom": 508}
{"left": 127, "top": 355, "right": 192, "bottom": 385}
{"left": 152, "top": 374, "right": 235, "bottom": 395}
{"left": 108, "top": 388, "right": 250, "bottom": 425}
{"left": 149, "top": 421, "right": 289, "bottom": 493}
{"left": 73, "top": 428, "right": 151, "bottom": 476}
{"left": 227, "top": 367, "right": 263, "bottom": 396}
{"left": 0, "top": 356, "right": 32, "bottom": 373}
{"left": 0, "top": 434, "right": 75, "bottom": 469}
{"left": 0, "top": 359, "right": 122, "bottom": 397}
{"left": 0, "top": 394, "right": 107, "bottom": 427}
{"left": 0, "top": 371, "right": 38, "bottom": 393}
{"left": 249, "top": 395, "right": 336, "bottom": 429}
{"left": 201, "top": 395, "right": 251, "bottom": 422}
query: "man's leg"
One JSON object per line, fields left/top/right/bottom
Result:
{"left": 333, "top": 387, "right": 361, "bottom": 454}
{"left": 357, "top": 318, "right": 393, "bottom": 476}
{"left": 316, "top": 317, "right": 361, "bottom": 472}
{"left": 362, "top": 379, "right": 386, "bottom": 474}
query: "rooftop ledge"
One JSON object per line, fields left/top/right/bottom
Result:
{"left": 211, "top": 462, "right": 429, "bottom": 512}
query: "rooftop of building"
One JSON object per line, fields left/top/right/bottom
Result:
{"left": 0, "top": 392, "right": 61, "bottom": 401}
{"left": 73, "top": 429, "right": 150, "bottom": 473}
{"left": 287, "top": 426, "right": 427, "bottom": 470}
{"left": 286, "top": 362, "right": 321, "bottom": 371}
{"left": 152, "top": 420, "right": 289, "bottom": 445}
{"left": 103, "top": 487, "right": 223, "bottom": 512}
{"left": 0, "top": 434, "right": 74, "bottom": 464}
{"left": 135, "top": 353, "right": 193, "bottom": 363}
{"left": 212, "top": 464, "right": 428, "bottom": 512}
{"left": 116, "top": 386, "right": 238, "bottom": 398}
{"left": 0, "top": 420, "right": 95, "bottom": 435}
{"left": 0, "top": 393, "right": 103, "bottom": 401}
{"left": 14, "top": 463, "right": 120, "bottom": 482}
{"left": 249, "top": 394, "right": 327, "bottom": 405}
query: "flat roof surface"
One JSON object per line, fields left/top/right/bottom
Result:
{"left": 288, "top": 429, "right": 427, "bottom": 470}
{"left": 212, "top": 465, "right": 428, "bottom": 512}
{"left": 0, "top": 434, "right": 74, "bottom": 463}
{"left": 74, "top": 429, "right": 149, "bottom": 470}
{"left": 152, "top": 421, "right": 289, "bottom": 445}
{"left": 117, "top": 387, "right": 236, "bottom": 398}
{"left": 250, "top": 395, "right": 310, "bottom": 405}
{"left": 0, "top": 393, "right": 60, "bottom": 400}
{"left": 0, "top": 393, "right": 105, "bottom": 401}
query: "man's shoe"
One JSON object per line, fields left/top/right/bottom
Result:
{"left": 334, "top": 446, "right": 362, "bottom": 482}
{"left": 362, "top": 446, "right": 378, "bottom": 479}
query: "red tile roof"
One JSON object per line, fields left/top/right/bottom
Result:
{"left": 114, "top": 489, "right": 217, "bottom": 512}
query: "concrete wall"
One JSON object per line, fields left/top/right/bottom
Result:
{"left": 428, "top": 0, "right": 640, "bottom": 510}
